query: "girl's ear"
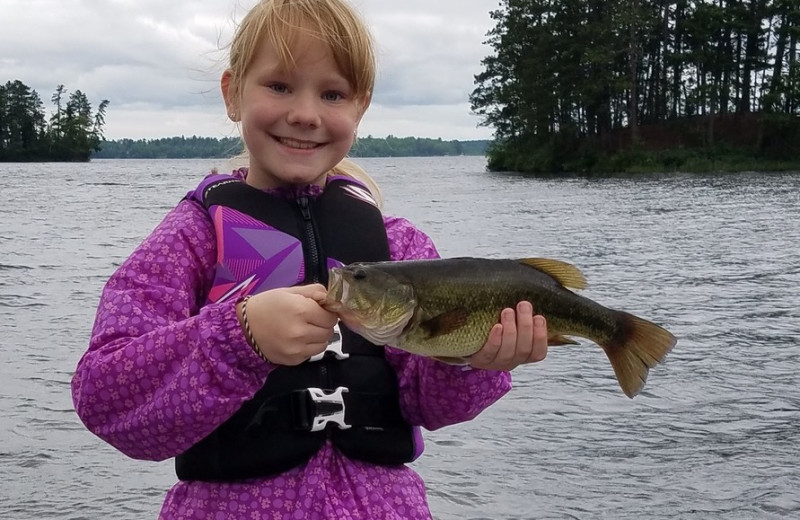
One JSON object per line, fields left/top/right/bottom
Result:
{"left": 221, "top": 70, "right": 240, "bottom": 121}
{"left": 359, "top": 91, "right": 372, "bottom": 118}
{"left": 354, "top": 91, "right": 371, "bottom": 126}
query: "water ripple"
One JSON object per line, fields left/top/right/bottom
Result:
{"left": 2, "top": 159, "right": 799, "bottom": 519}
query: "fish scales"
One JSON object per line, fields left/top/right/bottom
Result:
{"left": 387, "top": 259, "right": 602, "bottom": 355}
{"left": 322, "top": 257, "right": 676, "bottom": 398}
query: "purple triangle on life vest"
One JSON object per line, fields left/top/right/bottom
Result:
{"left": 211, "top": 206, "right": 262, "bottom": 256}
{"left": 212, "top": 262, "right": 236, "bottom": 285}
{"left": 233, "top": 227, "right": 304, "bottom": 292}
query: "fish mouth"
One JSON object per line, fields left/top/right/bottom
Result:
{"left": 321, "top": 266, "right": 415, "bottom": 346}
{"left": 321, "top": 268, "right": 344, "bottom": 311}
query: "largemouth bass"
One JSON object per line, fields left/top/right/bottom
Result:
{"left": 321, "top": 257, "right": 676, "bottom": 398}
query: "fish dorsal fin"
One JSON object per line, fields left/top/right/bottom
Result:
{"left": 420, "top": 309, "right": 470, "bottom": 338}
{"left": 518, "top": 258, "right": 588, "bottom": 290}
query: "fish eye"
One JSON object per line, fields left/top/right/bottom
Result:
{"left": 353, "top": 268, "right": 367, "bottom": 280}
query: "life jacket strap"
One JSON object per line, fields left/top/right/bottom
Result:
{"left": 247, "top": 386, "right": 406, "bottom": 434}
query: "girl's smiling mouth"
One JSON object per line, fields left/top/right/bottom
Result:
{"left": 276, "top": 136, "right": 322, "bottom": 150}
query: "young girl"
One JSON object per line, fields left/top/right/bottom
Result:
{"left": 72, "top": 0, "right": 549, "bottom": 518}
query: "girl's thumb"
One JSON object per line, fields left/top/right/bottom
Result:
{"left": 289, "top": 283, "right": 329, "bottom": 301}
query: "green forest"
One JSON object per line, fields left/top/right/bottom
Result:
{"left": 5, "top": 0, "right": 799, "bottom": 171}
{"left": 471, "top": 0, "right": 800, "bottom": 173}
{"left": 0, "top": 81, "right": 108, "bottom": 162}
{"left": 93, "top": 135, "right": 490, "bottom": 159}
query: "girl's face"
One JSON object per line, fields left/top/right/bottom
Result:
{"left": 223, "top": 35, "right": 364, "bottom": 190}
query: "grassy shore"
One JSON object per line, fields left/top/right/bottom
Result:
{"left": 491, "top": 145, "right": 800, "bottom": 176}
{"left": 596, "top": 147, "right": 800, "bottom": 174}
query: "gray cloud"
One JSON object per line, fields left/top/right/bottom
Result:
{"left": 1, "top": 0, "right": 499, "bottom": 139}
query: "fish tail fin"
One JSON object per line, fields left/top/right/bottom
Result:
{"left": 600, "top": 312, "right": 677, "bottom": 398}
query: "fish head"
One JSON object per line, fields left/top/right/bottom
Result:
{"left": 322, "top": 263, "right": 417, "bottom": 346}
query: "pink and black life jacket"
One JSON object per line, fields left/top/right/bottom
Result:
{"left": 174, "top": 173, "right": 422, "bottom": 482}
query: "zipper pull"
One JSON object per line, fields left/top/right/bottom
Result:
{"left": 298, "top": 196, "right": 311, "bottom": 220}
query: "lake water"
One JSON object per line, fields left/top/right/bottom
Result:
{"left": 1, "top": 157, "right": 798, "bottom": 519}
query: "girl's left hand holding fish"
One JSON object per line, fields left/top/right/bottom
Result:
{"left": 467, "top": 301, "right": 548, "bottom": 371}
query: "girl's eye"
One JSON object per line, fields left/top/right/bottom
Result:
{"left": 269, "top": 83, "right": 288, "bottom": 93}
{"left": 322, "top": 91, "right": 344, "bottom": 102}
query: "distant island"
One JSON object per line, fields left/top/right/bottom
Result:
{"left": 1, "top": 80, "right": 109, "bottom": 162}
{"left": 92, "top": 135, "right": 491, "bottom": 159}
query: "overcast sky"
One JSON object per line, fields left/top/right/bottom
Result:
{"left": 1, "top": 0, "right": 503, "bottom": 141}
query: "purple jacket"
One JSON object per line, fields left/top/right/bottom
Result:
{"left": 72, "top": 172, "right": 512, "bottom": 520}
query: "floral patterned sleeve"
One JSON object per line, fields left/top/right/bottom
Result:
{"left": 382, "top": 215, "right": 512, "bottom": 431}
{"left": 71, "top": 200, "right": 273, "bottom": 461}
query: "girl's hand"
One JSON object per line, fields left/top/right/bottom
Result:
{"left": 236, "top": 284, "right": 338, "bottom": 366}
{"left": 468, "top": 301, "right": 548, "bottom": 371}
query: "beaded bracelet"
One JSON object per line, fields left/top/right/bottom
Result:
{"left": 241, "top": 296, "right": 269, "bottom": 362}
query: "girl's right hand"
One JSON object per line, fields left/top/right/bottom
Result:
{"left": 236, "top": 284, "right": 338, "bottom": 366}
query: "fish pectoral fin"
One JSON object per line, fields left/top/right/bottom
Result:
{"left": 548, "top": 334, "right": 580, "bottom": 346}
{"left": 518, "top": 258, "right": 588, "bottom": 290}
{"left": 420, "top": 309, "right": 470, "bottom": 338}
{"left": 432, "top": 356, "right": 470, "bottom": 365}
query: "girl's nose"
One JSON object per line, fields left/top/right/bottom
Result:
{"left": 286, "top": 94, "right": 321, "bottom": 127}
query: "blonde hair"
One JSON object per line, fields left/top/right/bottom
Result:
{"left": 226, "top": 0, "right": 383, "bottom": 206}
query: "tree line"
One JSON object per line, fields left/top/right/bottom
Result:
{"left": 0, "top": 80, "right": 108, "bottom": 162}
{"left": 471, "top": 0, "right": 800, "bottom": 173}
{"left": 93, "top": 135, "right": 490, "bottom": 159}
{"left": 350, "top": 136, "right": 489, "bottom": 157}
{"left": 94, "top": 136, "right": 244, "bottom": 159}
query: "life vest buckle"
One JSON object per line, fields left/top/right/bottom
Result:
{"left": 292, "top": 387, "right": 351, "bottom": 432}
{"left": 309, "top": 324, "right": 349, "bottom": 362}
